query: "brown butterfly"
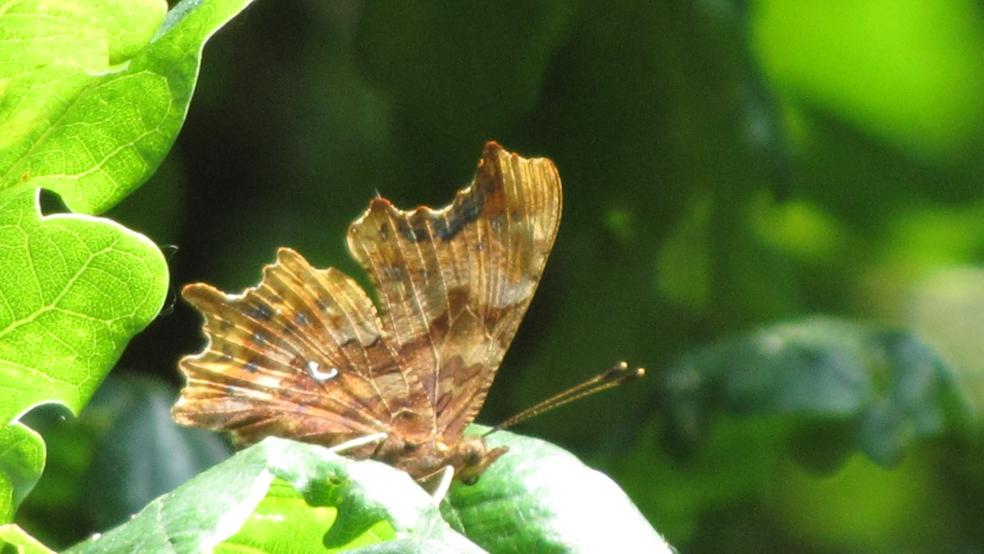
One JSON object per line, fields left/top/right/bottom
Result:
{"left": 173, "top": 142, "right": 642, "bottom": 484}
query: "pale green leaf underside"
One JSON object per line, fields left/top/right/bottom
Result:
{"left": 66, "top": 437, "right": 483, "bottom": 554}
{"left": 444, "top": 426, "right": 672, "bottom": 553}
{"left": 63, "top": 430, "right": 666, "bottom": 553}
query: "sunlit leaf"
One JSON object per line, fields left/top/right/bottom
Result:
{"left": 0, "top": 0, "right": 256, "bottom": 523}
{"left": 0, "top": 187, "right": 167, "bottom": 520}
{"left": 0, "top": 0, "right": 256, "bottom": 214}
{"left": 753, "top": 0, "right": 984, "bottom": 160}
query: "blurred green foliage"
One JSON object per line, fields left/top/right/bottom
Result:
{"left": 9, "top": 0, "right": 984, "bottom": 551}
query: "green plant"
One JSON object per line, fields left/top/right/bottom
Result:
{"left": 3, "top": 1, "right": 981, "bottom": 552}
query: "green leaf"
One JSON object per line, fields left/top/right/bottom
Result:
{"left": 65, "top": 437, "right": 483, "bottom": 553}
{"left": 217, "top": 477, "right": 392, "bottom": 553}
{"left": 0, "top": 0, "right": 257, "bottom": 523}
{"left": 659, "top": 316, "right": 970, "bottom": 470}
{"left": 0, "top": 523, "right": 55, "bottom": 554}
{"left": 0, "top": 186, "right": 168, "bottom": 520}
{"left": 0, "top": 426, "right": 44, "bottom": 523}
{"left": 0, "top": 0, "right": 256, "bottom": 215}
{"left": 443, "top": 426, "right": 671, "bottom": 553}
{"left": 753, "top": 0, "right": 984, "bottom": 161}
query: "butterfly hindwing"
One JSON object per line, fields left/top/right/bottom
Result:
{"left": 173, "top": 247, "right": 433, "bottom": 450}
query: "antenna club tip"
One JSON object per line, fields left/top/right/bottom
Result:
{"left": 618, "top": 366, "right": 645, "bottom": 384}
{"left": 606, "top": 362, "right": 646, "bottom": 384}
{"left": 614, "top": 361, "right": 645, "bottom": 378}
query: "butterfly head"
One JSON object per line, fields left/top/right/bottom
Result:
{"left": 449, "top": 436, "right": 509, "bottom": 485}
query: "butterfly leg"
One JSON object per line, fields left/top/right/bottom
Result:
{"left": 327, "top": 432, "right": 388, "bottom": 455}
{"left": 429, "top": 465, "right": 454, "bottom": 504}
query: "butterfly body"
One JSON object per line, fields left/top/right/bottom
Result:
{"left": 174, "top": 142, "right": 561, "bottom": 482}
{"left": 372, "top": 433, "right": 508, "bottom": 485}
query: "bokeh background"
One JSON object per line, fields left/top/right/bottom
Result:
{"left": 18, "top": 1, "right": 984, "bottom": 551}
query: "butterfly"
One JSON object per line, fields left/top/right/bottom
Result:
{"left": 173, "top": 142, "right": 640, "bottom": 485}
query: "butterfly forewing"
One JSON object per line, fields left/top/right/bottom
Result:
{"left": 346, "top": 143, "right": 562, "bottom": 442}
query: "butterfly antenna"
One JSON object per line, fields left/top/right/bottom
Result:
{"left": 484, "top": 362, "right": 645, "bottom": 437}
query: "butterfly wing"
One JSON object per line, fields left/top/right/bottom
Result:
{"left": 346, "top": 142, "right": 562, "bottom": 442}
{"left": 173, "top": 247, "right": 433, "bottom": 453}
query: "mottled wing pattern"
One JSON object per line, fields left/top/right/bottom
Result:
{"left": 173, "top": 247, "right": 433, "bottom": 454}
{"left": 346, "top": 142, "right": 562, "bottom": 442}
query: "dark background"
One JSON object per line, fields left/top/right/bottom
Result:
{"left": 21, "top": 1, "right": 984, "bottom": 551}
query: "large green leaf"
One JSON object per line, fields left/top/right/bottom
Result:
{"left": 0, "top": 189, "right": 167, "bottom": 424}
{"left": 443, "top": 426, "right": 671, "bottom": 553}
{"left": 65, "top": 437, "right": 483, "bottom": 553}
{"left": 0, "top": 0, "right": 257, "bottom": 525}
{"left": 658, "top": 317, "right": 970, "bottom": 470}
{"left": 0, "top": 0, "right": 256, "bottom": 215}
{"left": 0, "top": 186, "right": 167, "bottom": 520}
